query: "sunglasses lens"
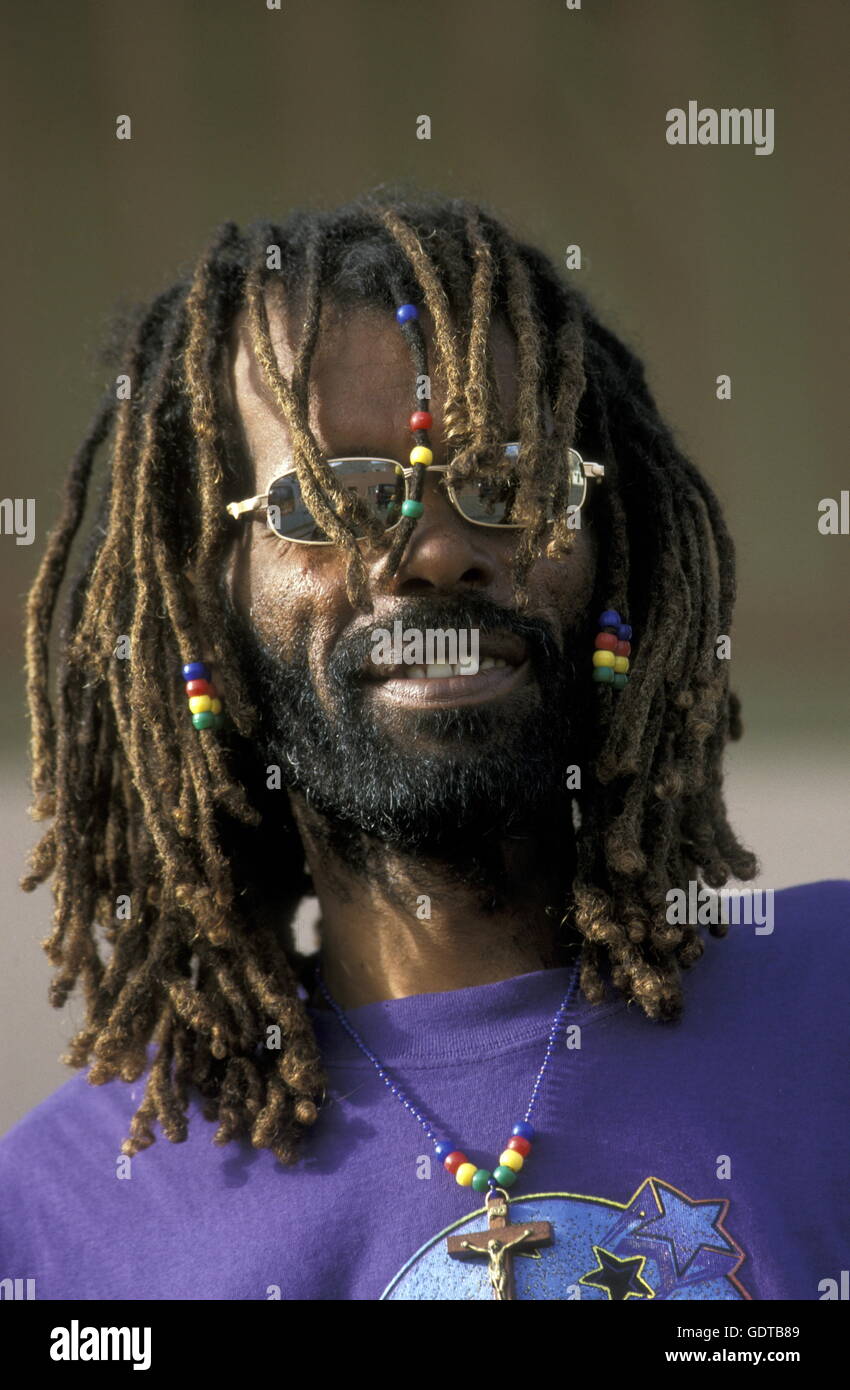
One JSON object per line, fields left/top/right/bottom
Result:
{"left": 566, "top": 448, "right": 588, "bottom": 512}
{"left": 451, "top": 446, "right": 588, "bottom": 526}
{"left": 267, "top": 460, "right": 406, "bottom": 541}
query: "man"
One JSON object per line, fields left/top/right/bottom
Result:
{"left": 2, "top": 193, "right": 847, "bottom": 1301}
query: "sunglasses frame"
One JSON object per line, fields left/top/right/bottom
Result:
{"left": 225, "top": 445, "right": 605, "bottom": 545}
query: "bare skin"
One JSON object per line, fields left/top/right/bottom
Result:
{"left": 217, "top": 294, "right": 597, "bottom": 1009}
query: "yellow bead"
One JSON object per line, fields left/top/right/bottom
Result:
{"left": 456, "top": 1163, "right": 477, "bottom": 1187}
{"left": 189, "top": 695, "right": 212, "bottom": 713}
{"left": 499, "top": 1149, "right": 524, "bottom": 1172}
{"left": 592, "top": 650, "right": 616, "bottom": 668}
{"left": 210, "top": 698, "right": 222, "bottom": 714}
{"left": 613, "top": 656, "right": 630, "bottom": 673}
{"left": 409, "top": 446, "right": 433, "bottom": 466}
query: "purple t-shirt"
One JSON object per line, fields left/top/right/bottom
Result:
{"left": 1, "top": 880, "right": 848, "bottom": 1301}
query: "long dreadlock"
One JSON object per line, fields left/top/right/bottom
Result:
{"left": 21, "top": 190, "right": 757, "bottom": 1163}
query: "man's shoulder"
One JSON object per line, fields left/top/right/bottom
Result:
{"left": 713, "top": 877, "right": 849, "bottom": 955}
{"left": 0, "top": 1065, "right": 138, "bottom": 1176}
{"left": 685, "top": 877, "right": 850, "bottom": 1034}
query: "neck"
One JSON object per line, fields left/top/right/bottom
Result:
{"left": 291, "top": 797, "right": 579, "bottom": 1009}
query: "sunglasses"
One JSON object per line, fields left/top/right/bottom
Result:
{"left": 225, "top": 443, "right": 605, "bottom": 545}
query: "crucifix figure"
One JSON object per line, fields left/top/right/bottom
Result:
{"left": 446, "top": 1193, "right": 553, "bottom": 1300}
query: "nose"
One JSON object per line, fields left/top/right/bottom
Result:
{"left": 377, "top": 472, "right": 499, "bottom": 595}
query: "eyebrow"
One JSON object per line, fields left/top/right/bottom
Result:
{"left": 320, "top": 443, "right": 405, "bottom": 459}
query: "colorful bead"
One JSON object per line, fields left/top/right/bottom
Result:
{"left": 511, "top": 1121, "right": 535, "bottom": 1141}
{"left": 594, "top": 633, "right": 617, "bottom": 652}
{"left": 593, "top": 667, "right": 615, "bottom": 684}
{"left": 395, "top": 303, "right": 419, "bottom": 324}
{"left": 192, "top": 711, "right": 216, "bottom": 730}
{"left": 182, "top": 661, "right": 210, "bottom": 683}
{"left": 618, "top": 624, "right": 632, "bottom": 640}
{"left": 492, "top": 1164, "right": 518, "bottom": 1188}
{"left": 613, "top": 656, "right": 630, "bottom": 674}
{"left": 614, "top": 641, "right": 631, "bottom": 657}
{"left": 189, "top": 694, "right": 213, "bottom": 713}
{"left": 471, "top": 1169, "right": 492, "bottom": 1192}
{"left": 434, "top": 1141, "right": 454, "bottom": 1161}
{"left": 455, "top": 1163, "right": 478, "bottom": 1187}
{"left": 409, "top": 446, "right": 433, "bottom": 467}
{"left": 185, "top": 678, "right": 214, "bottom": 696}
{"left": 592, "top": 650, "right": 616, "bottom": 669}
{"left": 506, "top": 1136, "right": 531, "bottom": 1157}
{"left": 499, "top": 1149, "right": 524, "bottom": 1172}
{"left": 599, "top": 610, "right": 621, "bottom": 629}
{"left": 209, "top": 698, "right": 222, "bottom": 714}
{"left": 409, "top": 410, "right": 432, "bottom": 431}
{"left": 401, "top": 499, "right": 424, "bottom": 519}
{"left": 612, "top": 672, "right": 629, "bottom": 689}
{"left": 443, "top": 1150, "right": 467, "bottom": 1174}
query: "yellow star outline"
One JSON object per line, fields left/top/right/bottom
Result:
{"left": 579, "top": 1245, "right": 656, "bottom": 1301}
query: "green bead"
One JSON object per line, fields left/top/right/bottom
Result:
{"left": 471, "top": 1169, "right": 492, "bottom": 1192}
{"left": 192, "top": 711, "right": 216, "bottom": 730}
{"left": 593, "top": 666, "right": 614, "bottom": 683}
{"left": 612, "top": 671, "right": 629, "bottom": 689}
{"left": 492, "top": 1164, "right": 518, "bottom": 1187}
{"left": 401, "top": 499, "right": 424, "bottom": 519}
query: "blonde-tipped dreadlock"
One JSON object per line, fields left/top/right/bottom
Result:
{"left": 21, "top": 189, "right": 757, "bottom": 1162}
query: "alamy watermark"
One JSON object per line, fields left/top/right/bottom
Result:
{"left": 371, "top": 622, "right": 480, "bottom": 673}
{"left": 666, "top": 882, "right": 774, "bottom": 934}
{"left": 0, "top": 497, "right": 35, "bottom": 545}
{"left": 666, "top": 102, "right": 774, "bottom": 156}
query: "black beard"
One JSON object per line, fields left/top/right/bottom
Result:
{"left": 229, "top": 593, "right": 587, "bottom": 857}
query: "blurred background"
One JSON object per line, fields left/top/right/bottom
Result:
{"left": 1, "top": 0, "right": 847, "bottom": 1133}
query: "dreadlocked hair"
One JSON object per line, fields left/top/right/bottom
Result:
{"left": 22, "top": 188, "right": 757, "bottom": 1162}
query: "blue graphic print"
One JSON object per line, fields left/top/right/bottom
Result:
{"left": 381, "top": 1177, "right": 751, "bottom": 1300}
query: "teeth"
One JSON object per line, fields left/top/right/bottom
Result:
{"left": 396, "top": 657, "right": 507, "bottom": 680}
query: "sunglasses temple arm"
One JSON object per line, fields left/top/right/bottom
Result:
{"left": 225, "top": 493, "right": 269, "bottom": 520}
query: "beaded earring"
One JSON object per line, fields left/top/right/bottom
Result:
{"left": 181, "top": 661, "right": 224, "bottom": 730}
{"left": 395, "top": 302, "right": 432, "bottom": 520}
{"left": 592, "top": 609, "right": 632, "bottom": 689}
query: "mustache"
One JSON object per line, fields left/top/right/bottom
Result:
{"left": 326, "top": 595, "right": 562, "bottom": 688}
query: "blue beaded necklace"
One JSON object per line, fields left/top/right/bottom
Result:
{"left": 313, "top": 959, "right": 582, "bottom": 1199}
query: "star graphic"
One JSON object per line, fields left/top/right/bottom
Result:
{"left": 579, "top": 1246, "right": 654, "bottom": 1300}
{"left": 633, "top": 1185, "right": 736, "bottom": 1277}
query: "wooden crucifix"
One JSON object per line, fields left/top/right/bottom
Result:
{"left": 446, "top": 1195, "right": 553, "bottom": 1300}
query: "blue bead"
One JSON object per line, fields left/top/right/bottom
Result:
{"left": 182, "top": 661, "right": 210, "bottom": 682}
{"left": 618, "top": 624, "right": 632, "bottom": 640}
{"left": 396, "top": 303, "right": 419, "bottom": 323}
{"left": 599, "top": 610, "right": 620, "bottom": 629}
{"left": 434, "top": 1141, "right": 454, "bottom": 1161}
{"left": 511, "top": 1121, "right": 535, "bottom": 1141}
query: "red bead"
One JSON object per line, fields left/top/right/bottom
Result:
{"left": 614, "top": 641, "right": 631, "bottom": 657}
{"left": 506, "top": 1136, "right": 531, "bottom": 1157}
{"left": 443, "top": 1150, "right": 468, "bottom": 1174}
{"left": 185, "top": 678, "right": 215, "bottom": 696}
{"left": 409, "top": 411, "right": 433, "bottom": 432}
{"left": 595, "top": 633, "right": 617, "bottom": 652}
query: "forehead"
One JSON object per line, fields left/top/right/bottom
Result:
{"left": 226, "top": 290, "right": 520, "bottom": 485}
